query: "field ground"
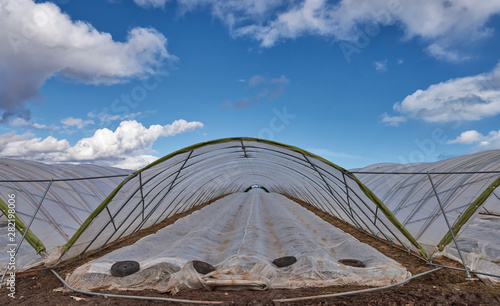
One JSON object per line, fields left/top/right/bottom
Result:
{"left": 1, "top": 196, "right": 500, "bottom": 305}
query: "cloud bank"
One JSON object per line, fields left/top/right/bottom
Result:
{"left": 177, "top": 0, "right": 500, "bottom": 57}
{"left": 393, "top": 64, "right": 500, "bottom": 123}
{"left": 381, "top": 62, "right": 500, "bottom": 126}
{"left": 0, "top": 119, "right": 204, "bottom": 169}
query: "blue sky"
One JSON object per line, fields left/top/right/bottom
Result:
{"left": 1, "top": 0, "right": 500, "bottom": 170}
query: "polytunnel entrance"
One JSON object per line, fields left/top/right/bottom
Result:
{"left": 244, "top": 185, "right": 269, "bottom": 192}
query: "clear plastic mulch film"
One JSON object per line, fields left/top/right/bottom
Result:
{"left": 66, "top": 190, "right": 410, "bottom": 293}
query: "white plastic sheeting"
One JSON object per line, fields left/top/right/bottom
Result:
{"left": 67, "top": 190, "right": 410, "bottom": 292}
{"left": 444, "top": 214, "right": 500, "bottom": 285}
{"left": 353, "top": 150, "right": 500, "bottom": 255}
{"left": 0, "top": 159, "right": 129, "bottom": 270}
{"left": 353, "top": 150, "right": 500, "bottom": 281}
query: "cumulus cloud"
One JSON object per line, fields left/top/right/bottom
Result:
{"left": 380, "top": 112, "right": 406, "bottom": 127}
{"left": 61, "top": 117, "right": 94, "bottom": 129}
{"left": 134, "top": 0, "right": 170, "bottom": 9}
{"left": 0, "top": 119, "right": 203, "bottom": 169}
{"left": 392, "top": 63, "right": 500, "bottom": 122}
{"left": 426, "top": 43, "right": 470, "bottom": 62}
{"left": 0, "top": 131, "right": 70, "bottom": 160}
{"left": 8, "top": 117, "right": 56, "bottom": 130}
{"left": 0, "top": 0, "right": 174, "bottom": 121}
{"left": 64, "top": 119, "right": 203, "bottom": 161}
{"left": 446, "top": 130, "right": 485, "bottom": 145}
{"left": 447, "top": 130, "right": 500, "bottom": 150}
{"left": 178, "top": 0, "right": 500, "bottom": 56}
{"left": 87, "top": 109, "right": 142, "bottom": 126}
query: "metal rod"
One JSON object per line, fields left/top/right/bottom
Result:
{"left": 427, "top": 263, "right": 500, "bottom": 279}
{"left": 105, "top": 207, "right": 117, "bottom": 232}
{"left": 139, "top": 172, "right": 145, "bottom": 222}
{"left": 302, "top": 154, "right": 365, "bottom": 230}
{"left": 273, "top": 267, "right": 443, "bottom": 303}
{"left": 1, "top": 180, "right": 53, "bottom": 283}
{"left": 49, "top": 269, "right": 223, "bottom": 304}
{"left": 342, "top": 172, "right": 353, "bottom": 217}
{"left": 350, "top": 171, "right": 500, "bottom": 175}
{"left": 492, "top": 190, "right": 500, "bottom": 201}
{"left": 427, "top": 172, "right": 471, "bottom": 279}
{"left": 240, "top": 140, "right": 248, "bottom": 158}
{"left": 0, "top": 174, "right": 129, "bottom": 183}
{"left": 133, "top": 150, "right": 194, "bottom": 233}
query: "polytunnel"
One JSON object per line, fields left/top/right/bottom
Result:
{"left": 1, "top": 137, "right": 499, "bottom": 291}
{"left": 54, "top": 137, "right": 425, "bottom": 264}
{"left": 352, "top": 150, "right": 500, "bottom": 283}
{"left": 0, "top": 159, "right": 129, "bottom": 270}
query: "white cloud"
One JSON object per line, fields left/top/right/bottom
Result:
{"left": 61, "top": 117, "right": 94, "bottom": 129}
{"left": 178, "top": 0, "right": 500, "bottom": 60}
{"left": 393, "top": 63, "right": 500, "bottom": 122}
{"left": 0, "top": 131, "right": 70, "bottom": 159}
{"left": 32, "top": 122, "right": 49, "bottom": 129}
{"left": 426, "top": 43, "right": 470, "bottom": 62}
{"left": 5, "top": 116, "right": 58, "bottom": 130}
{"left": 380, "top": 112, "right": 406, "bottom": 127}
{"left": 177, "top": 0, "right": 285, "bottom": 28}
{"left": 0, "top": 119, "right": 204, "bottom": 169}
{"left": 87, "top": 109, "right": 143, "bottom": 126}
{"left": 446, "top": 130, "right": 486, "bottom": 145}
{"left": 374, "top": 59, "right": 387, "bottom": 72}
{"left": 447, "top": 130, "right": 500, "bottom": 150}
{"left": 64, "top": 119, "right": 203, "bottom": 161}
{"left": 0, "top": 0, "right": 174, "bottom": 121}
{"left": 477, "top": 130, "right": 500, "bottom": 150}
{"left": 134, "top": 0, "right": 170, "bottom": 9}
{"left": 110, "top": 154, "right": 160, "bottom": 170}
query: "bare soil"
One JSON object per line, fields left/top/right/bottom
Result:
{"left": 2, "top": 195, "right": 500, "bottom": 305}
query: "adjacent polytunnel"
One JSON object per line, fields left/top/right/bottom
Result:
{"left": 352, "top": 150, "right": 500, "bottom": 283}
{"left": 0, "top": 159, "right": 129, "bottom": 270}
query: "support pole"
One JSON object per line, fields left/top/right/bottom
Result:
{"left": 427, "top": 172, "right": 472, "bottom": 279}
{"left": 342, "top": 172, "right": 354, "bottom": 218}
{"left": 1, "top": 179, "right": 53, "bottom": 283}
{"left": 139, "top": 172, "right": 145, "bottom": 222}
{"left": 301, "top": 154, "right": 361, "bottom": 228}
